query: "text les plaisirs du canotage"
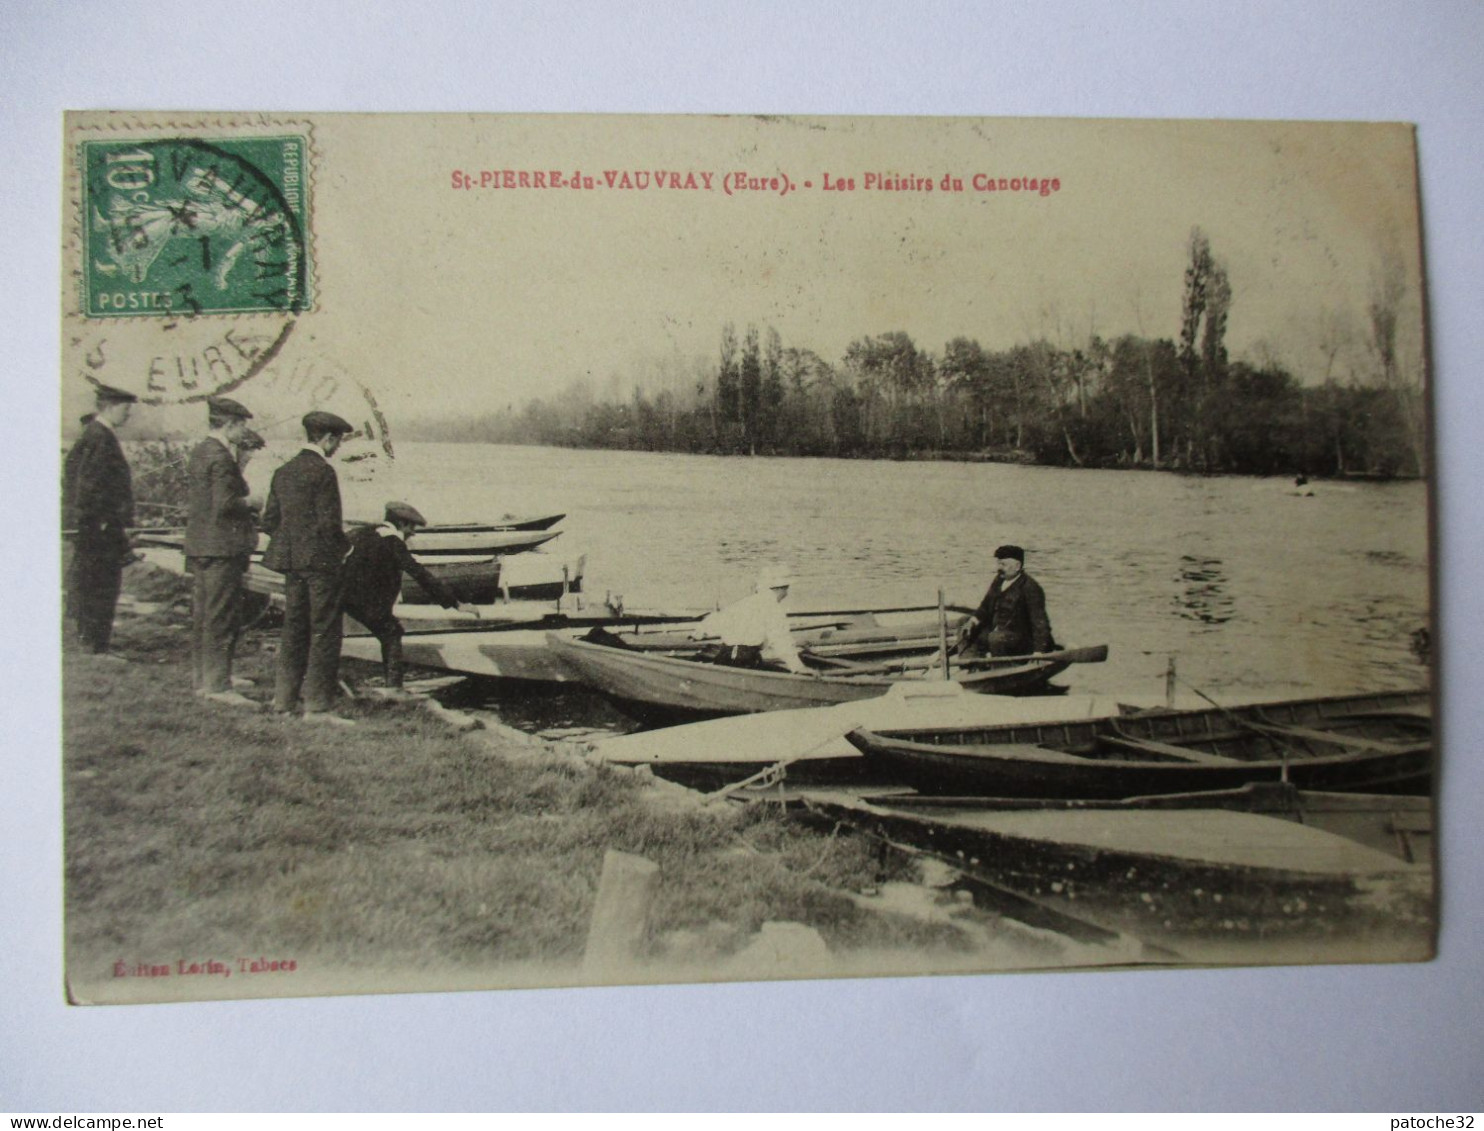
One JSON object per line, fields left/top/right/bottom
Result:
{"left": 449, "top": 168, "right": 1062, "bottom": 197}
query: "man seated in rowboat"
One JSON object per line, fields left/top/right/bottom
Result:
{"left": 957, "top": 544, "right": 1057, "bottom": 657}
{"left": 690, "top": 566, "right": 810, "bottom": 673}
{"left": 342, "top": 501, "right": 481, "bottom": 696}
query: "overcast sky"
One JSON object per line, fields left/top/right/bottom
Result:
{"left": 65, "top": 113, "right": 1424, "bottom": 436}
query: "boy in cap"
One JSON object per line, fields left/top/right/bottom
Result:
{"left": 62, "top": 383, "right": 140, "bottom": 658}
{"left": 691, "top": 565, "right": 809, "bottom": 673}
{"left": 342, "top": 502, "right": 480, "bottom": 695}
{"left": 184, "top": 396, "right": 258, "bottom": 706}
{"left": 261, "top": 411, "right": 356, "bottom": 724}
{"left": 234, "top": 426, "right": 266, "bottom": 469}
{"left": 959, "top": 544, "right": 1056, "bottom": 657}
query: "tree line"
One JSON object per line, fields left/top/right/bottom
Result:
{"left": 409, "top": 229, "right": 1426, "bottom": 478}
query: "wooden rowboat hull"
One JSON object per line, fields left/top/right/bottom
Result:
{"left": 591, "top": 686, "right": 1140, "bottom": 786}
{"left": 800, "top": 787, "right": 1434, "bottom": 961}
{"left": 846, "top": 690, "right": 1431, "bottom": 798}
{"left": 548, "top": 633, "right": 1087, "bottom": 723}
{"left": 348, "top": 512, "right": 566, "bottom": 533}
{"left": 137, "top": 528, "right": 561, "bottom": 562}
{"left": 342, "top": 605, "right": 1007, "bottom": 688}
{"left": 343, "top": 627, "right": 573, "bottom": 682}
{"left": 399, "top": 556, "right": 582, "bottom": 605}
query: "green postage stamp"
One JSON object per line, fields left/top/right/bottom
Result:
{"left": 80, "top": 135, "right": 311, "bottom": 317}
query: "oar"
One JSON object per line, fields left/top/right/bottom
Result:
{"left": 966, "top": 643, "right": 1109, "bottom": 666}
{"left": 1174, "top": 677, "right": 1296, "bottom": 782}
{"left": 799, "top": 643, "right": 1109, "bottom": 680}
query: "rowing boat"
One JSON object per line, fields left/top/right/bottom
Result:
{"left": 382, "top": 529, "right": 561, "bottom": 557}
{"left": 798, "top": 784, "right": 1434, "bottom": 960}
{"left": 135, "top": 527, "right": 561, "bottom": 559}
{"left": 132, "top": 543, "right": 584, "bottom": 611}
{"left": 844, "top": 689, "right": 1431, "bottom": 797}
{"left": 341, "top": 608, "right": 695, "bottom": 682}
{"left": 589, "top": 684, "right": 1134, "bottom": 784}
{"left": 609, "top": 606, "right": 974, "bottom": 661}
{"left": 400, "top": 553, "right": 584, "bottom": 604}
{"left": 548, "top": 633, "right": 1106, "bottom": 723}
{"left": 347, "top": 512, "right": 565, "bottom": 532}
{"left": 341, "top": 605, "right": 1012, "bottom": 686}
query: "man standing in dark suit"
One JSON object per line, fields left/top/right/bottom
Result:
{"left": 342, "top": 501, "right": 479, "bottom": 696}
{"left": 261, "top": 411, "right": 356, "bottom": 724}
{"left": 62, "top": 383, "right": 139, "bottom": 659}
{"left": 959, "top": 544, "right": 1056, "bottom": 657}
{"left": 184, "top": 395, "right": 259, "bottom": 707}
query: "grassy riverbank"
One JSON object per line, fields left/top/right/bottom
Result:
{"left": 63, "top": 563, "right": 1094, "bottom": 1001}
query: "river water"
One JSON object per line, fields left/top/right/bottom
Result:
{"left": 325, "top": 442, "right": 1430, "bottom": 731}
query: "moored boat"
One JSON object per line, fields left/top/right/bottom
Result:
{"left": 844, "top": 689, "right": 1431, "bottom": 798}
{"left": 611, "top": 605, "right": 975, "bottom": 661}
{"left": 341, "top": 609, "right": 689, "bottom": 683}
{"left": 132, "top": 543, "right": 584, "bottom": 611}
{"left": 341, "top": 605, "right": 1027, "bottom": 687}
{"left": 798, "top": 784, "right": 1434, "bottom": 961}
{"left": 590, "top": 684, "right": 1135, "bottom": 785}
{"left": 348, "top": 512, "right": 566, "bottom": 533}
{"left": 399, "top": 553, "right": 584, "bottom": 605}
{"left": 548, "top": 632, "right": 1106, "bottom": 724}
{"left": 374, "top": 528, "right": 561, "bottom": 557}
{"left": 135, "top": 526, "right": 561, "bottom": 559}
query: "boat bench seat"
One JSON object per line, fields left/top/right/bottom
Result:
{"left": 1389, "top": 811, "right": 1433, "bottom": 835}
{"left": 1099, "top": 734, "right": 1247, "bottom": 765}
{"left": 1249, "top": 722, "right": 1421, "bottom": 753}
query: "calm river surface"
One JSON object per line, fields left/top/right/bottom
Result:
{"left": 325, "top": 442, "right": 1429, "bottom": 726}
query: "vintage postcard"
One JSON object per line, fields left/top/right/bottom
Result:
{"left": 60, "top": 112, "right": 1433, "bottom": 1004}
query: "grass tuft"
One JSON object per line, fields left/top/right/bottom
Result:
{"left": 65, "top": 562, "right": 1020, "bottom": 991}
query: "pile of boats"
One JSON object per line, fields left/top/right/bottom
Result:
{"left": 131, "top": 509, "right": 1435, "bottom": 960}
{"left": 134, "top": 511, "right": 583, "bottom": 606}
{"left": 562, "top": 624, "right": 1432, "bottom": 960}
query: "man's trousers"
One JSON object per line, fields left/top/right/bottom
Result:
{"left": 273, "top": 569, "right": 344, "bottom": 713}
{"left": 72, "top": 535, "right": 126, "bottom": 654}
{"left": 188, "top": 554, "right": 248, "bottom": 694}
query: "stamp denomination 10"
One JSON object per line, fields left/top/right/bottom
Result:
{"left": 81, "top": 135, "right": 312, "bottom": 318}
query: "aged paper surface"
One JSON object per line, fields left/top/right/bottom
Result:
{"left": 60, "top": 111, "right": 1432, "bottom": 1004}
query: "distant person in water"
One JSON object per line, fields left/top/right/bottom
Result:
{"left": 959, "top": 544, "right": 1056, "bottom": 657}
{"left": 341, "top": 502, "right": 480, "bottom": 694}
{"left": 692, "top": 566, "right": 809, "bottom": 673}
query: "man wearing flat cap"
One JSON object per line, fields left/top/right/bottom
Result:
{"left": 62, "top": 383, "right": 140, "bottom": 658}
{"left": 184, "top": 396, "right": 259, "bottom": 706}
{"left": 261, "top": 410, "right": 356, "bottom": 723}
{"left": 959, "top": 544, "right": 1056, "bottom": 657}
{"left": 342, "top": 502, "right": 479, "bottom": 694}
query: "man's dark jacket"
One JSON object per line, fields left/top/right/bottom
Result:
{"left": 342, "top": 526, "right": 460, "bottom": 617}
{"left": 260, "top": 448, "right": 348, "bottom": 573}
{"left": 969, "top": 571, "right": 1055, "bottom": 655}
{"left": 183, "top": 436, "right": 257, "bottom": 557}
{"left": 63, "top": 420, "right": 134, "bottom": 548}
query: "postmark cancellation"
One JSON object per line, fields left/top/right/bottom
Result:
{"left": 76, "top": 128, "right": 312, "bottom": 318}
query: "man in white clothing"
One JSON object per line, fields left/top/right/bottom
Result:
{"left": 693, "top": 566, "right": 809, "bottom": 673}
